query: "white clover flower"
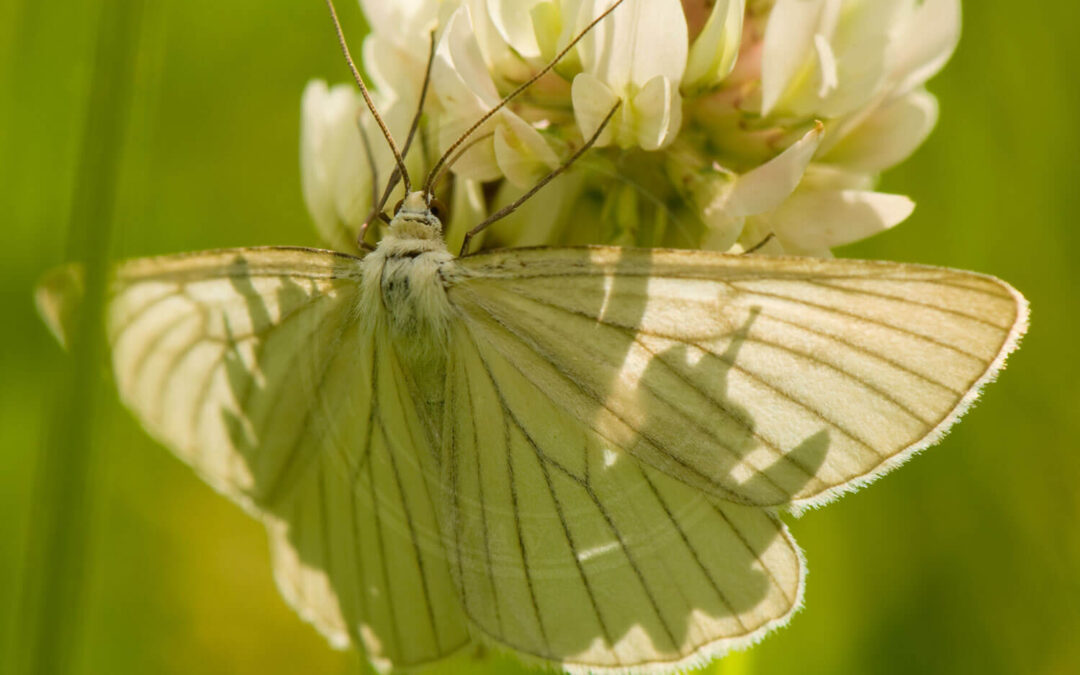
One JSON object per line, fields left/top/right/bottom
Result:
{"left": 300, "top": 0, "right": 960, "bottom": 257}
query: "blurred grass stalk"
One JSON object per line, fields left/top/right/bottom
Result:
{"left": 12, "top": 0, "right": 144, "bottom": 673}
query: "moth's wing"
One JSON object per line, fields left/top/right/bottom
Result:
{"left": 449, "top": 246, "right": 1028, "bottom": 508}
{"left": 37, "top": 247, "right": 469, "bottom": 669}
{"left": 440, "top": 245, "right": 1026, "bottom": 668}
{"left": 442, "top": 321, "right": 803, "bottom": 670}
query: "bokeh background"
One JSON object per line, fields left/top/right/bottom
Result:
{"left": 2, "top": 1, "right": 1077, "bottom": 674}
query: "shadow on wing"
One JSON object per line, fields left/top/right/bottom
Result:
{"left": 447, "top": 247, "right": 826, "bottom": 665}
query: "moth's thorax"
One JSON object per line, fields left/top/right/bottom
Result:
{"left": 361, "top": 191, "right": 456, "bottom": 354}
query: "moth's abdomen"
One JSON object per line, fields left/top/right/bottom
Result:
{"left": 367, "top": 249, "right": 455, "bottom": 448}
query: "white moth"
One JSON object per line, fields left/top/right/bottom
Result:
{"left": 35, "top": 0, "right": 1028, "bottom": 671}
{"left": 36, "top": 189, "right": 1027, "bottom": 672}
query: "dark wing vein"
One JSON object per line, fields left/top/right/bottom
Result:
{"left": 471, "top": 338, "right": 679, "bottom": 654}
{"left": 637, "top": 467, "right": 748, "bottom": 633}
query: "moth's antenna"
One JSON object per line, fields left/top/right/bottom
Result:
{"left": 323, "top": 0, "right": 411, "bottom": 193}
{"left": 459, "top": 102, "right": 621, "bottom": 256}
{"left": 424, "top": 0, "right": 626, "bottom": 194}
{"left": 372, "top": 30, "right": 438, "bottom": 218}
{"left": 354, "top": 118, "right": 382, "bottom": 251}
{"left": 358, "top": 31, "right": 438, "bottom": 247}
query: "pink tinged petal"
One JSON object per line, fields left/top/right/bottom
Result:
{"left": 761, "top": 0, "right": 828, "bottom": 115}
{"left": 493, "top": 112, "right": 560, "bottom": 187}
{"left": 770, "top": 188, "right": 915, "bottom": 251}
{"left": 631, "top": 75, "right": 683, "bottom": 150}
{"left": 727, "top": 123, "right": 824, "bottom": 217}
{"left": 822, "top": 88, "right": 939, "bottom": 172}
{"left": 571, "top": 71, "right": 620, "bottom": 147}
{"left": 683, "top": 0, "right": 745, "bottom": 91}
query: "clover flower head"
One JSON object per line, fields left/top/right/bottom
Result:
{"left": 302, "top": 0, "right": 960, "bottom": 257}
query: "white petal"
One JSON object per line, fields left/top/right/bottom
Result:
{"left": 700, "top": 209, "right": 745, "bottom": 252}
{"left": 465, "top": 0, "right": 531, "bottom": 81}
{"left": 360, "top": 0, "right": 442, "bottom": 43}
{"left": 487, "top": 0, "right": 546, "bottom": 59}
{"left": 822, "top": 88, "right": 939, "bottom": 172}
{"left": 763, "top": 0, "right": 905, "bottom": 117}
{"left": 736, "top": 216, "right": 789, "bottom": 255}
{"left": 493, "top": 112, "right": 560, "bottom": 187}
{"left": 530, "top": 0, "right": 563, "bottom": 63}
{"left": 800, "top": 162, "right": 877, "bottom": 191}
{"left": 813, "top": 34, "right": 838, "bottom": 98}
{"left": 727, "top": 124, "right": 824, "bottom": 217}
{"left": 632, "top": 75, "right": 682, "bottom": 151}
{"left": 683, "top": 0, "right": 745, "bottom": 92}
{"left": 770, "top": 188, "right": 915, "bottom": 251}
{"left": 433, "top": 7, "right": 504, "bottom": 180}
{"left": 362, "top": 34, "right": 425, "bottom": 110}
{"left": 445, "top": 136, "right": 503, "bottom": 183}
{"left": 300, "top": 80, "right": 337, "bottom": 232}
{"left": 300, "top": 81, "right": 372, "bottom": 250}
{"left": 812, "top": 0, "right": 904, "bottom": 117}
{"left": 889, "top": 0, "right": 961, "bottom": 94}
{"left": 761, "top": 0, "right": 826, "bottom": 115}
{"left": 435, "top": 6, "right": 501, "bottom": 108}
{"left": 578, "top": 0, "right": 688, "bottom": 91}
{"left": 553, "top": 0, "right": 598, "bottom": 67}
{"left": 571, "top": 71, "right": 620, "bottom": 147}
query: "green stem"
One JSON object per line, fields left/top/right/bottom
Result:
{"left": 14, "top": 0, "right": 144, "bottom": 673}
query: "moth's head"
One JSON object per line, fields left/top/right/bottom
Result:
{"left": 389, "top": 191, "right": 446, "bottom": 241}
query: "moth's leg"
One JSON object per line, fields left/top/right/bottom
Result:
{"left": 742, "top": 232, "right": 777, "bottom": 255}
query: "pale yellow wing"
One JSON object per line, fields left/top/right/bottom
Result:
{"left": 438, "top": 245, "right": 1025, "bottom": 670}
{"left": 37, "top": 247, "right": 469, "bottom": 668}
{"left": 442, "top": 320, "right": 802, "bottom": 671}
{"left": 448, "top": 246, "right": 1028, "bottom": 509}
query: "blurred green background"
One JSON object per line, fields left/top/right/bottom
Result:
{"left": 2, "top": 1, "right": 1077, "bottom": 674}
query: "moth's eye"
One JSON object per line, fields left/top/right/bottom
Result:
{"left": 429, "top": 198, "right": 448, "bottom": 223}
{"left": 393, "top": 198, "right": 404, "bottom": 215}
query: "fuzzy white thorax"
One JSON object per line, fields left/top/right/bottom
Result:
{"left": 360, "top": 190, "right": 455, "bottom": 351}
